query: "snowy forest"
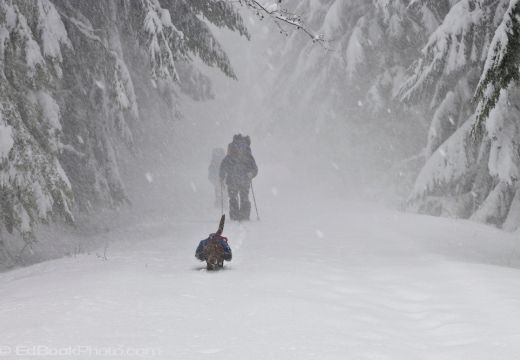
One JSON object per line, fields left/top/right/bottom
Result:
{"left": 1, "top": 0, "right": 520, "bottom": 358}
{"left": 3, "top": 0, "right": 519, "bottom": 262}
{"left": 0, "top": 0, "right": 249, "bottom": 263}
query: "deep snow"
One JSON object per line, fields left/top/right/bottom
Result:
{"left": 1, "top": 180, "right": 520, "bottom": 359}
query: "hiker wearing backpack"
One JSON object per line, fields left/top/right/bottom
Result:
{"left": 195, "top": 215, "right": 232, "bottom": 270}
{"left": 195, "top": 233, "right": 232, "bottom": 269}
{"left": 219, "top": 134, "right": 258, "bottom": 221}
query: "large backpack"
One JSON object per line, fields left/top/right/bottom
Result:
{"left": 205, "top": 235, "right": 225, "bottom": 270}
{"left": 205, "top": 215, "right": 227, "bottom": 270}
{"left": 231, "top": 134, "right": 251, "bottom": 156}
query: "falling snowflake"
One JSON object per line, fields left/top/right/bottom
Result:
{"left": 448, "top": 116, "right": 456, "bottom": 125}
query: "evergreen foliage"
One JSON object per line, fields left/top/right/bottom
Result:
{"left": 0, "top": 0, "right": 246, "bottom": 263}
{"left": 398, "top": 0, "right": 520, "bottom": 230}
{"left": 474, "top": 0, "right": 520, "bottom": 137}
{"left": 265, "top": 0, "right": 520, "bottom": 230}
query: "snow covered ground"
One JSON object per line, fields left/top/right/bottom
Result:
{"left": 1, "top": 180, "right": 520, "bottom": 359}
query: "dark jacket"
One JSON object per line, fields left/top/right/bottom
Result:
{"left": 220, "top": 152, "right": 258, "bottom": 188}
{"left": 195, "top": 234, "right": 232, "bottom": 261}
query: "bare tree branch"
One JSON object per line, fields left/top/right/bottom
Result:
{"left": 232, "top": 0, "right": 327, "bottom": 46}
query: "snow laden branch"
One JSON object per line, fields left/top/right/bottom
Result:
{"left": 234, "top": 0, "right": 326, "bottom": 45}
{"left": 473, "top": 0, "right": 520, "bottom": 139}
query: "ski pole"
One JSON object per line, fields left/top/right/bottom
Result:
{"left": 250, "top": 181, "right": 260, "bottom": 221}
{"left": 220, "top": 181, "right": 225, "bottom": 215}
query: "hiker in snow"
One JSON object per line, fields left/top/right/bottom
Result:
{"left": 195, "top": 215, "right": 232, "bottom": 270}
{"left": 208, "top": 148, "right": 226, "bottom": 208}
{"left": 220, "top": 134, "right": 258, "bottom": 221}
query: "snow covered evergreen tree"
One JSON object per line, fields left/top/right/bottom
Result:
{"left": 0, "top": 0, "right": 248, "bottom": 264}
{"left": 474, "top": 0, "right": 520, "bottom": 135}
{"left": 260, "top": 0, "right": 520, "bottom": 229}
{"left": 257, "top": 0, "right": 435, "bottom": 192}
{"left": 0, "top": 0, "right": 75, "bottom": 249}
{"left": 401, "top": 0, "right": 520, "bottom": 230}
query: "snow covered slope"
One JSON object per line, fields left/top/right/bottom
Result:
{"left": 1, "top": 182, "right": 520, "bottom": 359}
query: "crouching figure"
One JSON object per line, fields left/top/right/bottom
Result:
{"left": 195, "top": 215, "right": 232, "bottom": 270}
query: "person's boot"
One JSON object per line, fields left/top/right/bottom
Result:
{"left": 207, "top": 256, "right": 218, "bottom": 270}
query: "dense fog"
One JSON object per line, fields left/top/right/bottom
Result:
{"left": 128, "top": 9, "right": 423, "bottom": 219}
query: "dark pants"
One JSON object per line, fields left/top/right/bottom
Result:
{"left": 228, "top": 184, "right": 251, "bottom": 221}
